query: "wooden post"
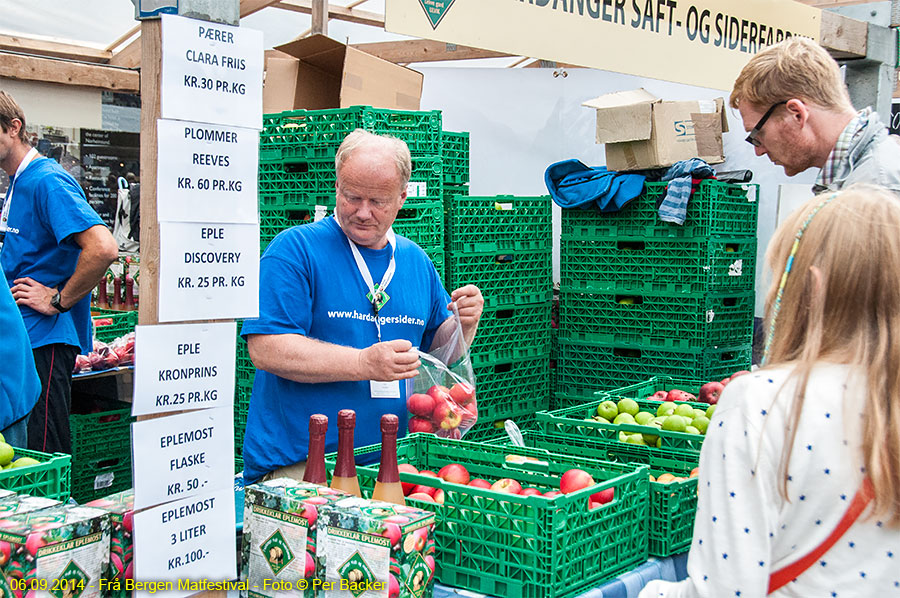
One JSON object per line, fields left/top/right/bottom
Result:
{"left": 312, "top": 0, "right": 329, "bottom": 35}
{"left": 138, "top": 18, "right": 161, "bottom": 327}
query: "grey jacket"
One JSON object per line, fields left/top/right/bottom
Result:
{"left": 824, "top": 111, "right": 900, "bottom": 194}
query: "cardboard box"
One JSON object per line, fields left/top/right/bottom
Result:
{"left": 264, "top": 35, "right": 423, "bottom": 114}
{"left": 316, "top": 497, "right": 436, "bottom": 598}
{"left": 85, "top": 488, "right": 134, "bottom": 586}
{"left": 583, "top": 88, "right": 728, "bottom": 171}
{"left": 0, "top": 505, "right": 110, "bottom": 598}
{"left": 0, "top": 495, "right": 61, "bottom": 517}
{"left": 241, "top": 479, "right": 350, "bottom": 598}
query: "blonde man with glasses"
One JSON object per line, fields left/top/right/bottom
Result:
{"left": 731, "top": 37, "right": 900, "bottom": 193}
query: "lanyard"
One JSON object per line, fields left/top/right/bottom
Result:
{"left": 0, "top": 147, "right": 39, "bottom": 238}
{"left": 335, "top": 215, "right": 397, "bottom": 341}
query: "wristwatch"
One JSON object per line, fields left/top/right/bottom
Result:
{"left": 50, "top": 291, "right": 70, "bottom": 313}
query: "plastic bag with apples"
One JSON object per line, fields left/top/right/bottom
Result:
{"left": 406, "top": 304, "right": 477, "bottom": 439}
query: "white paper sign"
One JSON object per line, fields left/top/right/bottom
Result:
{"left": 134, "top": 488, "right": 236, "bottom": 598}
{"left": 132, "top": 322, "right": 236, "bottom": 416}
{"left": 158, "top": 221, "right": 259, "bottom": 322}
{"left": 132, "top": 409, "right": 234, "bottom": 509}
{"left": 160, "top": 13, "right": 263, "bottom": 129}
{"left": 156, "top": 119, "right": 259, "bottom": 223}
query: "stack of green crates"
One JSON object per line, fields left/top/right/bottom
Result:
{"left": 234, "top": 320, "right": 253, "bottom": 458}
{"left": 445, "top": 194, "right": 553, "bottom": 438}
{"left": 70, "top": 399, "right": 133, "bottom": 503}
{"left": 556, "top": 180, "right": 758, "bottom": 398}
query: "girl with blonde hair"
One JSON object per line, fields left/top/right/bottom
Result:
{"left": 640, "top": 184, "right": 900, "bottom": 597}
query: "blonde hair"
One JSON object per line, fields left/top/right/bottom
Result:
{"left": 0, "top": 91, "right": 28, "bottom": 144}
{"left": 763, "top": 184, "right": 900, "bottom": 525}
{"left": 730, "top": 37, "right": 853, "bottom": 112}
{"left": 335, "top": 129, "right": 411, "bottom": 187}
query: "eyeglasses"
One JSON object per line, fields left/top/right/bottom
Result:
{"left": 745, "top": 101, "right": 787, "bottom": 147}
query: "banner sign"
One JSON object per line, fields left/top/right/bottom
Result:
{"left": 386, "top": 0, "right": 821, "bottom": 90}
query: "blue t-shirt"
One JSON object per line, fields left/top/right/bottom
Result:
{"left": 241, "top": 217, "right": 451, "bottom": 483}
{"left": 1, "top": 157, "right": 104, "bottom": 353}
{"left": 0, "top": 264, "right": 41, "bottom": 431}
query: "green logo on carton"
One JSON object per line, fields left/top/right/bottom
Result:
{"left": 49, "top": 560, "right": 88, "bottom": 598}
{"left": 261, "top": 529, "right": 294, "bottom": 576}
{"left": 417, "top": 0, "right": 456, "bottom": 30}
{"left": 338, "top": 552, "right": 375, "bottom": 598}
{"left": 404, "top": 553, "right": 431, "bottom": 598}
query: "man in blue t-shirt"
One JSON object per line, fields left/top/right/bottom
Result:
{"left": 0, "top": 91, "right": 119, "bottom": 454}
{"left": 242, "top": 130, "right": 484, "bottom": 483}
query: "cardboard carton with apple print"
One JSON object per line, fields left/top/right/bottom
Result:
{"left": 315, "top": 497, "right": 436, "bottom": 598}
{"left": 242, "top": 479, "right": 351, "bottom": 598}
{"left": 0, "top": 505, "right": 110, "bottom": 598}
{"left": 85, "top": 488, "right": 134, "bottom": 590}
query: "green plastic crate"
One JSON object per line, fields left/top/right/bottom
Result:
{"left": 258, "top": 189, "right": 336, "bottom": 212}
{"left": 0, "top": 449, "right": 71, "bottom": 501}
{"left": 461, "top": 413, "right": 539, "bottom": 443}
{"left": 447, "top": 245, "right": 552, "bottom": 309}
{"left": 71, "top": 401, "right": 133, "bottom": 460}
{"left": 561, "top": 181, "right": 758, "bottom": 239}
{"left": 261, "top": 106, "right": 442, "bottom": 156}
{"left": 446, "top": 195, "right": 552, "bottom": 253}
{"left": 259, "top": 205, "right": 333, "bottom": 249}
{"left": 560, "top": 236, "right": 756, "bottom": 294}
{"left": 558, "top": 289, "right": 754, "bottom": 348}
{"left": 555, "top": 338, "right": 750, "bottom": 395}
{"left": 71, "top": 457, "right": 131, "bottom": 504}
{"left": 470, "top": 302, "right": 552, "bottom": 365}
{"left": 474, "top": 354, "right": 550, "bottom": 406}
{"left": 441, "top": 131, "right": 469, "bottom": 184}
{"left": 91, "top": 310, "right": 138, "bottom": 344}
{"left": 551, "top": 375, "right": 713, "bottom": 411}
{"left": 486, "top": 430, "right": 699, "bottom": 557}
{"left": 326, "top": 434, "right": 649, "bottom": 598}
{"left": 392, "top": 200, "right": 445, "bottom": 248}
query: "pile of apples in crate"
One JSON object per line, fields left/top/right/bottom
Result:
{"left": 398, "top": 462, "right": 615, "bottom": 509}
{"left": 589, "top": 370, "right": 750, "bottom": 447}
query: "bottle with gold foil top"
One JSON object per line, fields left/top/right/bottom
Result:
{"left": 302, "top": 414, "right": 328, "bottom": 486}
{"left": 371, "top": 414, "right": 405, "bottom": 505}
{"left": 330, "top": 410, "right": 362, "bottom": 497}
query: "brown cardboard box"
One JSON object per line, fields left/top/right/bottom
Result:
{"left": 263, "top": 35, "right": 423, "bottom": 114}
{"left": 583, "top": 88, "right": 728, "bottom": 171}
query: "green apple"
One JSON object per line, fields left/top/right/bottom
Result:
{"left": 685, "top": 425, "right": 701, "bottom": 435}
{"left": 625, "top": 434, "right": 646, "bottom": 445}
{"left": 692, "top": 408, "right": 706, "bottom": 419}
{"left": 657, "top": 403, "right": 677, "bottom": 417}
{"left": 634, "top": 412, "right": 654, "bottom": 425}
{"left": 674, "top": 404, "right": 695, "bottom": 418}
{"left": 705, "top": 405, "right": 717, "bottom": 419}
{"left": 661, "top": 415, "right": 687, "bottom": 433}
{"left": 9, "top": 457, "right": 39, "bottom": 469}
{"left": 617, "top": 398, "right": 640, "bottom": 417}
{"left": 691, "top": 416, "right": 710, "bottom": 434}
{"left": 613, "top": 412, "right": 636, "bottom": 425}
{"left": 656, "top": 438, "right": 662, "bottom": 448}
{"left": 596, "top": 401, "right": 619, "bottom": 421}
{"left": 642, "top": 432, "right": 660, "bottom": 445}
{"left": 592, "top": 416, "right": 611, "bottom": 424}
{"left": 0, "top": 443, "right": 13, "bottom": 467}
{"left": 618, "top": 431, "right": 629, "bottom": 442}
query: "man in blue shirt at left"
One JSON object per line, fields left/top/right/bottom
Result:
{"left": 0, "top": 91, "right": 118, "bottom": 454}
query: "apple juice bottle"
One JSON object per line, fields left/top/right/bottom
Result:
{"left": 330, "top": 409, "right": 362, "bottom": 497}
{"left": 302, "top": 414, "right": 328, "bottom": 486}
{"left": 372, "top": 414, "right": 405, "bottom": 505}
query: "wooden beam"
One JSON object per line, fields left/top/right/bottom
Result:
{"left": 138, "top": 20, "right": 161, "bottom": 326}
{"left": 0, "top": 34, "right": 111, "bottom": 63}
{"left": 820, "top": 9, "right": 869, "bottom": 59}
{"left": 240, "top": 0, "right": 284, "bottom": 16}
{"left": 311, "top": 0, "right": 328, "bottom": 35}
{"left": 0, "top": 51, "right": 139, "bottom": 92}
{"left": 351, "top": 39, "right": 512, "bottom": 63}
{"left": 523, "top": 60, "right": 582, "bottom": 69}
{"left": 106, "top": 24, "right": 140, "bottom": 53}
{"left": 275, "top": 0, "right": 385, "bottom": 27}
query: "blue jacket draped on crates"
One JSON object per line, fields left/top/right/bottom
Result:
{"left": 0, "top": 265, "right": 40, "bottom": 431}
{"left": 241, "top": 216, "right": 451, "bottom": 483}
{"left": 545, "top": 160, "right": 645, "bottom": 212}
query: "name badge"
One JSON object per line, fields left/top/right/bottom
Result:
{"left": 370, "top": 380, "right": 401, "bottom": 399}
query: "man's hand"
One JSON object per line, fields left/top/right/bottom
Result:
{"left": 11, "top": 277, "right": 57, "bottom": 315}
{"left": 450, "top": 285, "right": 484, "bottom": 345}
{"left": 358, "top": 339, "right": 420, "bottom": 381}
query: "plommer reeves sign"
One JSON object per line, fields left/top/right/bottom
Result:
{"left": 387, "top": 0, "right": 820, "bottom": 91}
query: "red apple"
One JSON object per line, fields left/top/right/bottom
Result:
{"left": 0, "top": 541, "right": 10, "bottom": 566}
{"left": 665, "top": 389, "right": 697, "bottom": 402}
{"left": 419, "top": 470, "right": 438, "bottom": 478}
{"left": 542, "top": 490, "right": 561, "bottom": 498}
{"left": 560, "top": 469, "right": 595, "bottom": 494}
{"left": 25, "top": 533, "right": 45, "bottom": 557}
{"left": 591, "top": 488, "right": 615, "bottom": 504}
{"left": 432, "top": 401, "right": 462, "bottom": 430}
{"left": 433, "top": 489, "right": 445, "bottom": 504}
{"left": 382, "top": 523, "right": 402, "bottom": 546}
{"left": 408, "top": 417, "right": 435, "bottom": 434}
{"left": 424, "top": 555, "right": 435, "bottom": 581}
{"left": 407, "top": 393, "right": 436, "bottom": 417}
{"left": 468, "top": 478, "right": 491, "bottom": 489}
{"left": 490, "top": 478, "right": 523, "bottom": 494}
{"left": 449, "top": 382, "right": 476, "bottom": 406}
{"left": 398, "top": 463, "right": 419, "bottom": 495}
{"left": 412, "top": 484, "right": 437, "bottom": 497}
{"left": 730, "top": 370, "right": 751, "bottom": 380}
{"left": 438, "top": 463, "right": 470, "bottom": 485}
{"left": 305, "top": 552, "right": 316, "bottom": 578}
{"left": 720, "top": 377, "right": 731, "bottom": 386}
{"left": 123, "top": 510, "right": 134, "bottom": 533}
{"left": 699, "top": 381, "right": 725, "bottom": 405}
{"left": 427, "top": 385, "right": 452, "bottom": 401}
{"left": 408, "top": 492, "right": 436, "bottom": 503}
{"left": 301, "top": 504, "right": 318, "bottom": 527}
{"left": 388, "top": 574, "right": 400, "bottom": 598}
{"left": 652, "top": 390, "right": 668, "bottom": 401}
{"left": 519, "top": 488, "right": 541, "bottom": 496}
